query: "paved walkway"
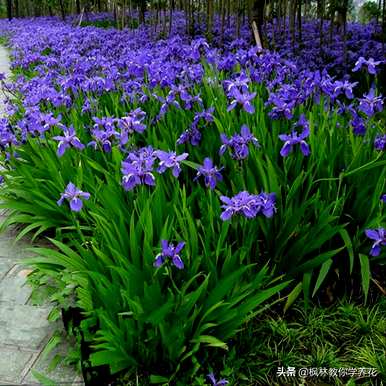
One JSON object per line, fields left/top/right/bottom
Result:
{"left": 0, "top": 47, "right": 83, "bottom": 385}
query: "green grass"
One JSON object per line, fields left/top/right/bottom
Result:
{"left": 211, "top": 298, "right": 386, "bottom": 386}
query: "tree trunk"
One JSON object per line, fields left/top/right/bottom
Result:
{"left": 27, "top": 0, "right": 33, "bottom": 17}
{"left": 289, "top": 0, "right": 296, "bottom": 51}
{"left": 236, "top": 0, "right": 242, "bottom": 39}
{"left": 297, "top": 0, "right": 302, "bottom": 45}
{"left": 318, "top": 0, "right": 324, "bottom": 52}
{"left": 383, "top": 0, "right": 386, "bottom": 53}
{"left": 15, "top": 0, "right": 19, "bottom": 17}
{"left": 34, "top": 1, "right": 40, "bottom": 17}
{"left": 197, "top": 0, "right": 201, "bottom": 32}
{"left": 336, "top": 0, "right": 349, "bottom": 69}
{"left": 162, "top": 3, "right": 167, "bottom": 35}
{"left": 206, "top": 0, "right": 214, "bottom": 42}
{"left": 7, "top": 0, "right": 12, "bottom": 20}
{"left": 226, "top": 0, "right": 231, "bottom": 28}
{"left": 76, "top": 0, "right": 81, "bottom": 14}
{"left": 220, "top": 0, "right": 226, "bottom": 44}
{"left": 139, "top": 0, "right": 146, "bottom": 24}
{"left": 186, "top": 0, "right": 193, "bottom": 36}
{"left": 59, "top": 0, "right": 66, "bottom": 20}
{"left": 184, "top": 0, "right": 188, "bottom": 34}
{"left": 121, "top": 0, "right": 126, "bottom": 29}
{"left": 169, "top": 0, "right": 175, "bottom": 36}
{"left": 277, "top": 0, "right": 282, "bottom": 46}
{"left": 251, "top": 0, "right": 265, "bottom": 48}
{"left": 329, "top": 1, "right": 334, "bottom": 45}
{"left": 113, "top": 1, "right": 117, "bottom": 24}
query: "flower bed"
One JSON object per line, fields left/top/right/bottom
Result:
{"left": 0, "top": 16, "right": 384, "bottom": 384}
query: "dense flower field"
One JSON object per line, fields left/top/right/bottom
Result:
{"left": 0, "top": 14, "right": 384, "bottom": 385}
{"left": 265, "top": 19, "right": 384, "bottom": 74}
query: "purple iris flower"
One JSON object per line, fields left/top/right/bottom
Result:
{"left": 116, "top": 108, "right": 147, "bottom": 146}
{"left": 121, "top": 162, "right": 155, "bottom": 190}
{"left": 57, "top": 182, "right": 90, "bottom": 212}
{"left": 207, "top": 373, "right": 229, "bottom": 386}
{"left": 352, "top": 57, "right": 382, "bottom": 75}
{"left": 154, "top": 240, "right": 185, "bottom": 269}
{"left": 374, "top": 134, "right": 386, "bottom": 151}
{"left": 93, "top": 116, "right": 116, "bottom": 131}
{"left": 336, "top": 101, "right": 356, "bottom": 116}
{"left": 121, "top": 146, "right": 157, "bottom": 191}
{"left": 220, "top": 191, "right": 276, "bottom": 221}
{"left": 0, "top": 120, "right": 18, "bottom": 148}
{"left": 381, "top": 194, "right": 386, "bottom": 203}
{"left": 191, "top": 38, "right": 210, "bottom": 61}
{"left": 255, "top": 192, "right": 277, "bottom": 218}
{"left": 271, "top": 100, "right": 295, "bottom": 119}
{"left": 82, "top": 97, "right": 97, "bottom": 114}
{"left": 154, "top": 91, "right": 181, "bottom": 118}
{"left": 220, "top": 191, "right": 258, "bottom": 220}
{"left": 219, "top": 125, "right": 259, "bottom": 160}
{"left": 117, "top": 109, "right": 146, "bottom": 134}
{"left": 192, "top": 107, "right": 215, "bottom": 129}
{"left": 177, "top": 107, "right": 215, "bottom": 146}
{"left": 350, "top": 112, "right": 367, "bottom": 136}
{"left": 179, "top": 89, "right": 203, "bottom": 110}
{"left": 279, "top": 115, "right": 311, "bottom": 157}
{"left": 194, "top": 158, "right": 223, "bottom": 189}
{"left": 25, "top": 111, "right": 61, "bottom": 137}
{"left": 267, "top": 93, "right": 295, "bottom": 120}
{"left": 358, "top": 89, "right": 383, "bottom": 117}
{"left": 224, "top": 72, "right": 250, "bottom": 94}
{"left": 126, "top": 146, "right": 158, "bottom": 165}
{"left": 177, "top": 127, "right": 202, "bottom": 146}
{"left": 333, "top": 80, "right": 358, "bottom": 99}
{"left": 365, "top": 228, "right": 385, "bottom": 257}
{"left": 88, "top": 117, "right": 119, "bottom": 152}
{"left": 82, "top": 99, "right": 91, "bottom": 113}
{"left": 52, "top": 126, "right": 85, "bottom": 157}
{"left": 88, "top": 128, "right": 117, "bottom": 152}
{"left": 156, "top": 151, "right": 188, "bottom": 178}
{"left": 227, "top": 88, "right": 256, "bottom": 114}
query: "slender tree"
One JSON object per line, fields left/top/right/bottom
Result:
{"left": 382, "top": 0, "right": 386, "bottom": 52}
{"left": 289, "top": 0, "right": 296, "bottom": 50}
{"left": 76, "top": 0, "right": 81, "bottom": 14}
{"left": 58, "top": 0, "right": 66, "bottom": 20}
{"left": 318, "top": 0, "right": 324, "bottom": 52}
{"left": 6, "top": 0, "right": 12, "bottom": 20}
{"left": 14, "top": 0, "right": 19, "bottom": 17}
{"left": 250, "top": 0, "right": 265, "bottom": 48}
{"left": 336, "top": 0, "right": 349, "bottom": 68}
{"left": 220, "top": 0, "right": 226, "bottom": 44}
{"left": 139, "top": 0, "right": 146, "bottom": 24}
{"left": 169, "top": 0, "right": 174, "bottom": 36}
{"left": 206, "top": 0, "right": 214, "bottom": 42}
{"left": 297, "top": 0, "right": 302, "bottom": 45}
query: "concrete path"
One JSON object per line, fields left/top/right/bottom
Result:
{"left": 0, "top": 47, "right": 83, "bottom": 385}
{"left": 0, "top": 46, "right": 10, "bottom": 116}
